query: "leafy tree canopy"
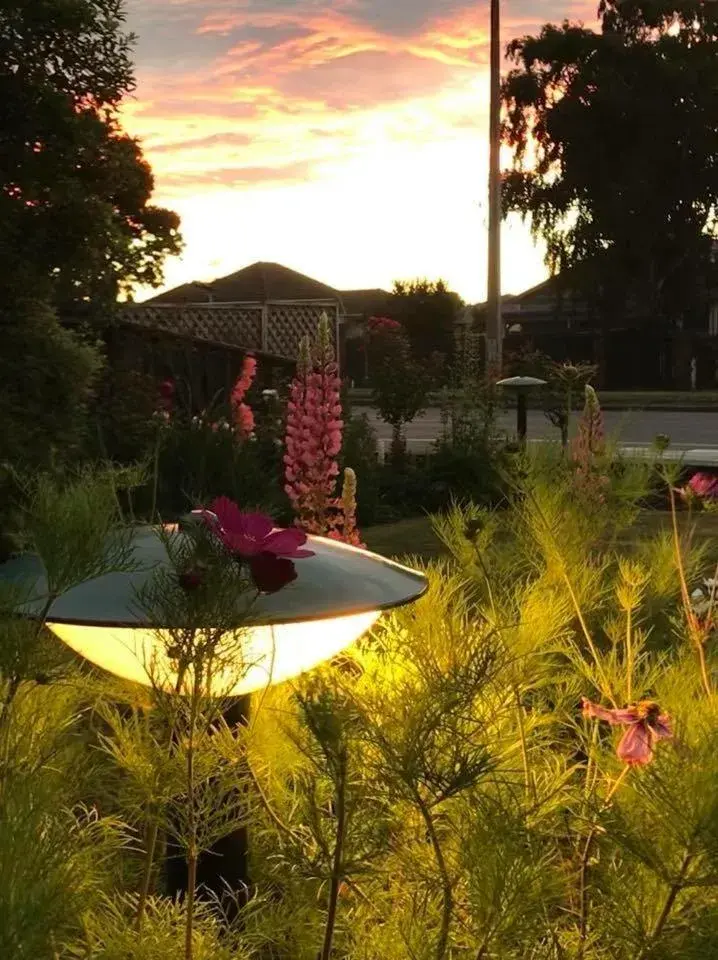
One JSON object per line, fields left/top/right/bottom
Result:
{"left": 501, "top": 0, "right": 718, "bottom": 327}
{"left": 0, "top": 0, "right": 182, "bottom": 315}
{"left": 388, "top": 278, "right": 463, "bottom": 366}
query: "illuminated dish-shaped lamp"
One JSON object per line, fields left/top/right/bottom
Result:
{"left": 0, "top": 523, "right": 427, "bottom": 905}
{"left": 0, "top": 524, "right": 427, "bottom": 696}
{"left": 496, "top": 375, "right": 547, "bottom": 445}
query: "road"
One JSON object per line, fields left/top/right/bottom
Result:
{"left": 362, "top": 407, "right": 718, "bottom": 449}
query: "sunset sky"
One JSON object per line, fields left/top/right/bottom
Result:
{"left": 123, "top": 0, "right": 596, "bottom": 304}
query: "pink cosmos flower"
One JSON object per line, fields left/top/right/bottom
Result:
{"left": 195, "top": 496, "right": 314, "bottom": 560}
{"left": 582, "top": 698, "right": 673, "bottom": 766}
{"left": 677, "top": 472, "right": 718, "bottom": 501}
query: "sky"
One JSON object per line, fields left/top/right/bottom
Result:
{"left": 122, "top": 0, "right": 597, "bottom": 304}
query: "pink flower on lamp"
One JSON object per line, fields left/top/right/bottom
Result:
{"left": 582, "top": 698, "right": 673, "bottom": 766}
{"left": 192, "top": 496, "right": 314, "bottom": 594}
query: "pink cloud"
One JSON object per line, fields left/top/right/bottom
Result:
{"left": 159, "top": 160, "right": 315, "bottom": 190}
{"left": 125, "top": 0, "right": 598, "bottom": 201}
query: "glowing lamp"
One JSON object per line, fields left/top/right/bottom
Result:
{"left": 496, "top": 375, "right": 547, "bottom": 445}
{"left": 0, "top": 525, "right": 427, "bottom": 695}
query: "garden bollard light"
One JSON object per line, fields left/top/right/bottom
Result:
{"left": 0, "top": 520, "right": 427, "bottom": 911}
{"left": 496, "top": 375, "right": 547, "bottom": 445}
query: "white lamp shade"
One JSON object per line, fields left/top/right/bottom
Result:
{"left": 0, "top": 525, "right": 427, "bottom": 697}
{"left": 48, "top": 612, "right": 380, "bottom": 697}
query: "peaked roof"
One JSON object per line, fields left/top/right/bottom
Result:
{"left": 146, "top": 261, "right": 342, "bottom": 306}
{"left": 338, "top": 288, "right": 391, "bottom": 316}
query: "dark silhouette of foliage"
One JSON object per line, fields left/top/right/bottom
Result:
{"left": 501, "top": 0, "right": 718, "bottom": 329}
{"left": 388, "top": 279, "right": 462, "bottom": 370}
{"left": 0, "top": 0, "right": 182, "bottom": 316}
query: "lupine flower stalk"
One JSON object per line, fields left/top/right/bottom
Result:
{"left": 153, "top": 377, "right": 175, "bottom": 424}
{"left": 572, "top": 384, "right": 609, "bottom": 501}
{"left": 328, "top": 467, "right": 364, "bottom": 547}
{"left": 230, "top": 354, "right": 257, "bottom": 439}
{"left": 284, "top": 313, "right": 344, "bottom": 534}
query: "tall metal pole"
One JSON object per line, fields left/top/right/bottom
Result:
{"left": 485, "top": 0, "right": 503, "bottom": 374}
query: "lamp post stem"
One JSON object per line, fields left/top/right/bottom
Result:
{"left": 485, "top": 0, "right": 503, "bottom": 374}
{"left": 166, "top": 694, "right": 251, "bottom": 918}
{"left": 517, "top": 393, "right": 527, "bottom": 444}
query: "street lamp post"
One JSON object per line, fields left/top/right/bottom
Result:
{"left": 496, "top": 375, "right": 547, "bottom": 445}
{"left": 485, "top": 0, "right": 503, "bottom": 374}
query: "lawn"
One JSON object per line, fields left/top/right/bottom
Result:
{"left": 364, "top": 509, "right": 718, "bottom": 561}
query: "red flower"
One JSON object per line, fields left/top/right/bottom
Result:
{"left": 193, "top": 496, "right": 314, "bottom": 560}
{"left": 249, "top": 553, "right": 297, "bottom": 593}
{"left": 157, "top": 378, "right": 175, "bottom": 414}
{"left": 582, "top": 698, "right": 673, "bottom": 766}
{"left": 677, "top": 472, "right": 718, "bottom": 501}
{"left": 178, "top": 569, "right": 204, "bottom": 591}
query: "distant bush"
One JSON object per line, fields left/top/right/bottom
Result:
{"left": 0, "top": 300, "right": 102, "bottom": 470}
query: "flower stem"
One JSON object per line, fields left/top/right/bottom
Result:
{"left": 638, "top": 849, "right": 693, "bottom": 960}
{"left": 415, "top": 792, "right": 453, "bottom": 960}
{"left": 669, "top": 486, "right": 712, "bottom": 697}
{"left": 625, "top": 606, "right": 633, "bottom": 705}
{"left": 577, "top": 766, "right": 630, "bottom": 957}
{"left": 319, "top": 757, "right": 347, "bottom": 960}
{"left": 184, "top": 683, "right": 200, "bottom": 960}
{"left": 514, "top": 686, "right": 536, "bottom": 807}
{"left": 136, "top": 817, "right": 159, "bottom": 932}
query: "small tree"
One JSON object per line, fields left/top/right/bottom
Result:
{"left": 367, "top": 317, "right": 432, "bottom": 464}
{"left": 388, "top": 278, "right": 462, "bottom": 370}
{"left": 0, "top": 0, "right": 182, "bottom": 315}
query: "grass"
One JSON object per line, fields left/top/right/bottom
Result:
{"left": 364, "top": 515, "right": 445, "bottom": 560}
{"left": 364, "top": 509, "right": 718, "bottom": 561}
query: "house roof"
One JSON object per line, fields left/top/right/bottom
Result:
{"left": 338, "top": 288, "right": 391, "bottom": 316}
{"left": 146, "top": 261, "right": 342, "bottom": 306}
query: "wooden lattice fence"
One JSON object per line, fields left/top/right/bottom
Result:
{"left": 121, "top": 299, "right": 341, "bottom": 362}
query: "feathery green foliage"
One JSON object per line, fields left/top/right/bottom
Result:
{"left": 1, "top": 455, "right": 718, "bottom": 959}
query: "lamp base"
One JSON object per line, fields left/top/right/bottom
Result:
{"left": 165, "top": 695, "right": 251, "bottom": 919}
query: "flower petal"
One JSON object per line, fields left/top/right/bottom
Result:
{"left": 208, "top": 496, "right": 244, "bottom": 533}
{"left": 249, "top": 554, "right": 297, "bottom": 593}
{"left": 651, "top": 715, "right": 673, "bottom": 740}
{"left": 617, "top": 722, "right": 654, "bottom": 766}
{"left": 237, "top": 512, "right": 274, "bottom": 541}
{"left": 582, "top": 698, "right": 640, "bottom": 726}
{"left": 191, "top": 508, "right": 219, "bottom": 529}
{"left": 263, "top": 528, "right": 314, "bottom": 557}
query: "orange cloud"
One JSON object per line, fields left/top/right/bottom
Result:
{"left": 123, "top": 0, "right": 598, "bottom": 301}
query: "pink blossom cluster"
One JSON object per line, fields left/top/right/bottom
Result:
{"left": 572, "top": 384, "right": 609, "bottom": 502}
{"left": 326, "top": 468, "right": 365, "bottom": 548}
{"left": 284, "top": 323, "right": 343, "bottom": 534}
{"left": 677, "top": 471, "right": 718, "bottom": 502}
{"left": 230, "top": 355, "right": 257, "bottom": 439}
{"left": 582, "top": 698, "right": 672, "bottom": 767}
{"left": 152, "top": 378, "right": 175, "bottom": 425}
{"left": 367, "top": 315, "right": 401, "bottom": 335}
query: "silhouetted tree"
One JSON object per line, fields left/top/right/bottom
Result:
{"left": 388, "top": 279, "right": 463, "bottom": 371}
{"left": 502, "top": 0, "right": 718, "bottom": 330}
{"left": 0, "top": 0, "right": 182, "bottom": 316}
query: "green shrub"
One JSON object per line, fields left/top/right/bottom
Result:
{"left": 0, "top": 299, "right": 102, "bottom": 469}
{"left": 148, "top": 419, "right": 289, "bottom": 522}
